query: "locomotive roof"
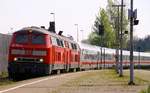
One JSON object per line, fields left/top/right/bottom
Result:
{"left": 15, "top": 26, "right": 77, "bottom": 44}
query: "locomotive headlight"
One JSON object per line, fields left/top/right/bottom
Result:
{"left": 39, "top": 58, "right": 44, "bottom": 62}
{"left": 14, "top": 57, "right": 18, "bottom": 61}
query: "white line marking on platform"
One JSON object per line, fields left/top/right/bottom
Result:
{"left": 0, "top": 75, "right": 60, "bottom": 93}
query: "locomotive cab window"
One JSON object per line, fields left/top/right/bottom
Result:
{"left": 15, "top": 30, "right": 46, "bottom": 44}
{"left": 15, "top": 31, "right": 28, "bottom": 44}
{"left": 31, "top": 31, "right": 45, "bottom": 44}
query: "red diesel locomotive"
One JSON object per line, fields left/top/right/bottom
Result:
{"left": 8, "top": 26, "right": 80, "bottom": 79}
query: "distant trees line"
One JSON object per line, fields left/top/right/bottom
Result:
{"left": 126, "top": 36, "right": 150, "bottom": 52}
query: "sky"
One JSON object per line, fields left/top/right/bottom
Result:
{"left": 0, "top": 0, "right": 150, "bottom": 41}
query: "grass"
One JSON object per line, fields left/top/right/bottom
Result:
{"left": 0, "top": 72, "right": 8, "bottom": 78}
{"left": 63, "top": 70, "right": 149, "bottom": 87}
{"left": 0, "top": 72, "right": 14, "bottom": 86}
{"left": 140, "top": 85, "right": 150, "bottom": 93}
{"left": 50, "top": 70, "right": 150, "bottom": 93}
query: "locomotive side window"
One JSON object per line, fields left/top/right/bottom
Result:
{"left": 74, "top": 44, "right": 77, "bottom": 50}
{"left": 69, "top": 43, "right": 72, "bottom": 49}
{"left": 64, "top": 41, "right": 69, "bottom": 48}
{"left": 70, "top": 43, "right": 77, "bottom": 50}
{"left": 51, "top": 37, "right": 64, "bottom": 47}
{"left": 31, "top": 33, "right": 45, "bottom": 44}
{"left": 71, "top": 43, "right": 74, "bottom": 49}
{"left": 60, "top": 40, "right": 64, "bottom": 47}
{"left": 15, "top": 32, "right": 28, "bottom": 44}
{"left": 51, "top": 36, "right": 58, "bottom": 46}
{"left": 56, "top": 38, "right": 64, "bottom": 47}
{"left": 56, "top": 38, "right": 60, "bottom": 46}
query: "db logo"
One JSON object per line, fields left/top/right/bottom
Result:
{"left": 25, "top": 50, "right": 32, "bottom": 55}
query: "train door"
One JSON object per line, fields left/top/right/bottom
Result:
{"left": 65, "top": 50, "right": 70, "bottom": 72}
{"left": 64, "top": 41, "right": 70, "bottom": 72}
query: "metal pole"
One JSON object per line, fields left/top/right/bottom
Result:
{"left": 50, "top": 13, "right": 55, "bottom": 22}
{"left": 128, "top": 0, "right": 135, "bottom": 85}
{"left": 50, "top": 13, "right": 56, "bottom": 32}
{"left": 100, "top": 36, "right": 103, "bottom": 69}
{"left": 116, "top": 6, "right": 120, "bottom": 74}
{"left": 119, "top": 0, "right": 124, "bottom": 77}
{"left": 138, "top": 48, "right": 140, "bottom": 69}
{"left": 80, "top": 30, "right": 84, "bottom": 41}
{"left": 104, "top": 48, "right": 105, "bottom": 69}
{"left": 97, "top": 52, "right": 99, "bottom": 69}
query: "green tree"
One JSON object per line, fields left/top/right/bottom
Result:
{"left": 90, "top": 8, "right": 115, "bottom": 48}
{"left": 88, "top": 32, "right": 100, "bottom": 46}
{"left": 107, "top": 0, "right": 129, "bottom": 48}
{"left": 88, "top": 0, "right": 129, "bottom": 48}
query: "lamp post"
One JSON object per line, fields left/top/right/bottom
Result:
{"left": 50, "top": 13, "right": 55, "bottom": 22}
{"left": 80, "top": 30, "right": 84, "bottom": 41}
{"left": 75, "top": 24, "right": 79, "bottom": 42}
{"left": 49, "top": 13, "right": 56, "bottom": 33}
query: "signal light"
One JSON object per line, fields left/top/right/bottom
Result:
{"left": 124, "top": 31, "right": 128, "bottom": 34}
{"left": 98, "top": 25, "right": 104, "bottom": 35}
{"left": 134, "top": 20, "right": 139, "bottom": 25}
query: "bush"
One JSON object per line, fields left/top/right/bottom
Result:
{"left": 140, "top": 85, "right": 150, "bottom": 93}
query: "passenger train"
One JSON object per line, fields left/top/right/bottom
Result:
{"left": 8, "top": 25, "right": 150, "bottom": 79}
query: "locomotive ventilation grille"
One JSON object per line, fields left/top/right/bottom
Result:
{"left": 11, "top": 49, "right": 47, "bottom": 56}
